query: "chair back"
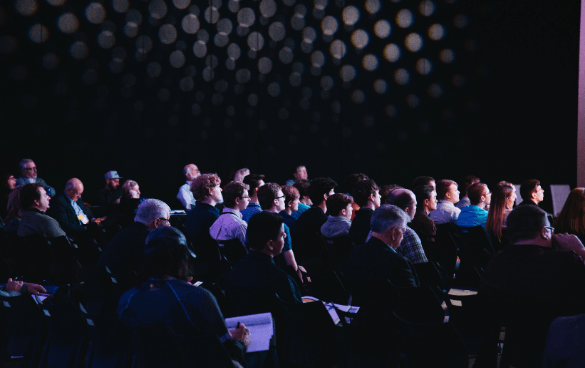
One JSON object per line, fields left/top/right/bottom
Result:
{"left": 456, "top": 225, "right": 494, "bottom": 271}
{"left": 166, "top": 328, "right": 234, "bottom": 368}
{"left": 127, "top": 323, "right": 179, "bottom": 368}
{"left": 190, "top": 237, "right": 222, "bottom": 283}
{"left": 21, "top": 233, "right": 52, "bottom": 283}
{"left": 294, "top": 231, "right": 329, "bottom": 270}
{"left": 324, "top": 235, "right": 354, "bottom": 272}
{"left": 413, "top": 261, "right": 446, "bottom": 291}
{"left": 83, "top": 266, "right": 124, "bottom": 314}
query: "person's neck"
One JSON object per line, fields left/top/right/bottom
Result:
{"left": 253, "top": 248, "right": 274, "bottom": 258}
{"left": 301, "top": 198, "right": 312, "bottom": 206}
{"left": 531, "top": 198, "right": 540, "bottom": 205}
{"left": 284, "top": 208, "right": 293, "bottom": 215}
{"left": 315, "top": 202, "right": 326, "bottom": 212}
{"left": 473, "top": 203, "right": 486, "bottom": 209}
{"left": 265, "top": 207, "right": 279, "bottom": 214}
{"left": 361, "top": 202, "right": 376, "bottom": 211}
{"left": 29, "top": 206, "right": 44, "bottom": 213}
{"left": 200, "top": 198, "right": 216, "bottom": 206}
{"left": 371, "top": 232, "right": 396, "bottom": 249}
{"left": 250, "top": 196, "right": 259, "bottom": 203}
{"left": 422, "top": 207, "right": 431, "bottom": 215}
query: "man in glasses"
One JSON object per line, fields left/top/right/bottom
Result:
{"left": 15, "top": 158, "right": 55, "bottom": 197}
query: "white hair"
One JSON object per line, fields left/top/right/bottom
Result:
{"left": 134, "top": 199, "right": 170, "bottom": 225}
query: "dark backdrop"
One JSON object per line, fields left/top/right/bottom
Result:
{"left": 0, "top": 0, "right": 579, "bottom": 211}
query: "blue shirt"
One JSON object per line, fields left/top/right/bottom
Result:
{"left": 241, "top": 202, "right": 262, "bottom": 223}
{"left": 291, "top": 202, "right": 310, "bottom": 219}
{"left": 457, "top": 205, "right": 489, "bottom": 228}
{"left": 279, "top": 211, "right": 297, "bottom": 234}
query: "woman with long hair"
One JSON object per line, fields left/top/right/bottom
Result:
{"left": 553, "top": 188, "right": 585, "bottom": 244}
{"left": 486, "top": 183, "right": 516, "bottom": 247}
{"left": 0, "top": 174, "right": 17, "bottom": 219}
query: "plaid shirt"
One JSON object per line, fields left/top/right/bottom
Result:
{"left": 396, "top": 226, "right": 428, "bottom": 264}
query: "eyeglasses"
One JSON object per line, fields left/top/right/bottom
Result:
{"left": 544, "top": 226, "right": 554, "bottom": 233}
{"left": 24, "top": 167, "right": 37, "bottom": 171}
{"left": 276, "top": 196, "right": 285, "bottom": 199}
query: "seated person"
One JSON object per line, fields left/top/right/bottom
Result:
{"left": 386, "top": 189, "right": 428, "bottom": 264}
{"left": 4, "top": 186, "right": 23, "bottom": 233}
{"left": 410, "top": 185, "right": 437, "bottom": 241}
{"left": 345, "top": 173, "right": 370, "bottom": 220}
{"left": 519, "top": 179, "right": 545, "bottom": 207}
{"left": 348, "top": 179, "right": 381, "bottom": 245}
{"left": 284, "top": 164, "right": 308, "bottom": 186}
{"left": 17, "top": 183, "right": 66, "bottom": 239}
{"left": 95, "top": 171, "right": 123, "bottom": 207}
{"left": 456, "top": 175, "right": 480, "bottom": 209}
{"left": 457, "top": 182, "right": 491, "bottom": 229}
{"left": 430, "top": 179, "right": 461, "bottom": 225}
{"left": 291, "top": 179, "right": 311, "bottom": 219}
{"left": 118, "top": 226, "right": 250, "bottom": 366}
{"left": 295, "top": 177, "right": 337, "bottom": 240}
{"left": 15, "top": 158, "right": 55, "bottom": 197}
{"left": 112, "top": 180, "right": 142, "bottom": 227}
{"left": 0, "top": 173, "right": 17, "bottom": 219}
{"left": 209, "top": 181, "right": 249, "bottom": 258}
{"left": 241, "top": 174, "right": 265, "bottom": 223}
{"left": 321, "top": 193, "right": 353, "bottom": 238}
{"left": 224, "top": 211, "right": 302, "bottom": 304}
{"left": 177, "top": 164, "right": 200, "bottom": 211}
{"left": 185, "top": 174, "right": 223, "bottom": 243}
{"left": 412, "top": 176, "right": 436, "bottom": 190}
{"left": 279, "top": 185, "right": 300, "bottom": 234}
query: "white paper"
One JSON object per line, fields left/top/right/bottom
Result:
{"left": 225, "top": 312, "right": 273, "bottom": 353}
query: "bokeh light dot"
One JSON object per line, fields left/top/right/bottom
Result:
{"left": 303, "top": 27, "right": 317, "bottom": 43}
{"left": 269, "top": 22, "right": 286, "bottom": 41}
{"left": 28, "top": 24, "right": 49, "bottom": 43}
{"left": 321, "top": 76, "right": 334, "bottom": 90}
{"left": 362, "top": 54, "right": 378, "bottom": 71}
{"left": 238, "top": 8, "right": 255, "bottom": 27}
{"left": 147, "top": 62, "right": 161, "bottom": 77}
{"left": 15, "top": 0, "right": 37, "bottom": 16}
{"left": 47, "top": 0, "right": 66, "bottom": 6}
{"left": 311, "top": 51, "right": 325, "bottom": 67}
{"left": 396, "top": 9, "right": 413, "bottom": 28}
{"left": 342, "top": 6, "right": 359, "bottom": 26}
{"left": 428, "top": 83, "right": 443, "bottom": 98}
{"left": 321, "top": 16, "right": 338, "bottom": 36}
{"left": 214, "top": 33, "right": 229, "bottom": 47}
{"left": 374, "top": 79, "right": 387, "bottom": 94}
{"left": 258, "top": 57, "right": 273, "bottom": 74}
{"left": 419, "top": 0, "right": 435, "bottom": 16}
{"left": 365, "top": 0, "right": 380, "bottom": 14}
{"left": 86, "top": 2, "right": 106, "bottom": 24}
{"left": 148, "top": 0, "right": 167, "bottom": 20}
{"left": 260, "top": 0, "right": 277, "bottom": 18}
{"left": 69, "top": 41, "right": 89, "bottom": 60}
{"left": 340, "top": 65, "right": 356, "bottom": 82}
{"left": 289, "top": 72, "right": 302, "bottom": 87}
{"left": 416, "top": 58, "right": 432, "bottom": 75}
{"left": 405, "top": 33, "right": 423, "bottom": 52}
{"left": 173, "top": 0, "right": 191, "bottom": 10}
{"left": 193, "top": 40, "right": 207, "bottom": 57}
{"left": 57, "top": 13, "right": 79, "bottom": 34}
{"left": 236, "top": 68, "right": 251, "bottom": 83}
{"left": 98, "top": 30, "right": 115, "bottom": 49}
{"left": 124, "top": 22, "right": 139, "bottom": 38}
{"left": 351, "top": 90, "right": 365, "bottom": 104}
{"left": 291, "top": 14, "right": 305, "bottom": 31}
{"left": 374, "top": 20, "right": 391, "bottom": 39}
{"left": 112, "top": 0, "right": 129, "bottom": 13}
{"left": 268, "top": 82, "right": 281, "bottom": 97}
{"left": 279, "top": 47, "right": 293, "bottom": 63}
{"left": 227, "top": 43, "right": 241, "bottom": 59}
{"left": 440, "top": 49, "right": 454, "bottom": 63}
{"left": 182, "top": 14, "right": 200, "bottom": 34}
{"left": 247, "top": 32, "right": 264, "bottom": 51}
{"left": 217, "top": 18, "right": 233, "bottom": 35}
{"left": 351, "top": 29, "right": 369, "bottom": 49}
{"left": 136, "top": 35, "right": 153, "bottom": 53}
{"left": 428, "top": 24, "right": 444, "bottom": 40}
{"left": 204, "top": 7, "right": 220, "bottom": 24}
{"left": 170, "top": 50, "right": 186, "bottom": 68}
{"left": 159, "top": 24, "right": 177, "bottom": 44}
{"left": 394, "top": 69, "right": 409, "bottom": 85}
{"left": 330, "top": 40, "right": 346, "bottom": 59}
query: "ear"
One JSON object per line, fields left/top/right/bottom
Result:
{"left": 287, "top": 200, "right": 292, "bottom": 208}
{"left": 340, "top": 208, "right": 347, "bottom": 216}
{"left": 234, "top": 197, "right": 240, "bottom": 205}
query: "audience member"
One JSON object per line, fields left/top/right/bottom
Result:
{"left": 430, "top": 179, "right": 461, "bottom": 225}
{"left": 386, "top": 189, "right": 428, "bottom": 264}
{"left": 291, "top": 179, "right": 311, "bottom": 219}
{"left": 114, "top": 179, "right": 142, "bottom": 224}
{"left": 519, "top": 178, "right": 545, "bottom": 207}
{"left": 241, "top": 174, "right": 265, "bottom": 222}
{"left": 379, "top": 184, "right": 401, "bottom": 208}
{"left": 4, "top": 186, "right": 23, "bottom": 232}
{"left": 209, "top": 181, "right": 249, "bottom": 249}
{"left": 553, "top": 188, "right": 585, "bottom": 244}
{"left": 15, "top": 159, "right": 55, "bottom": 197}
{"left": 185, "top": 174, "right": 222, "bottom": 244}
{"left": 456, "top": 175, "right": 480, "bottom": 209}
{"left": 284, "top": 164, "right": 308, "bottom": 186}
{"left": 345, "top": 204, "right": 419, "bottom": 287}
{"left": 499, "top": 181, "right": 517, "bottom": 219}
{"left": 0, "top": 173, "right": 17, "bottom": 219}
{"left": 17, "top": 183, "right": 66, "bottom": 238}
{"left": 457, "top": 182, "right": 491, "bottom": 228}
{"left": 98, "top": 199, "right": 171, "bottom": 277}
{"left": 344, "top": 173, "right": 369, "bottom": 220}
{"left": 295, "top": 177, "right": 337, "bottom": 241}
{"left": 95, "top": 171, "right": 123, "bottom": 206}
{"left": 321, "top": 193, "right": 353, "bottom": 238}
{"left": 224, "top": 211, "right": 302, "bottom": 303}
{"left": 48, "top": 178, "right": 102, "bottom": 239}
{"left": 233, "top": 168, "right": 250, "bottom": 182}
{"left": 177, "top": 163, "right": 200, "bottom": 211}
{"left": 486, "top": 184, "right": 516, "bottom": 244}
{"left": 410, "top": 185, "right": 437, "bottom": 241}
{"left": 279, "top": 185, "right": 300, "bottom": 233}
{"left": 118, "top": 226, "right": 250, "bottom": 366}
{"left": 412, "top": 176, "right": 436, "bottom": 189}
{"left": 348, "top": 179, "right": 381, "bottom": 245}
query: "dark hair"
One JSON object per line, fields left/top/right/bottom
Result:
{"left": 468, "top": 183, "right": 487, "bottom": 205}
{"left": 190, "top": 174, "right": 221, "bottom": 201}
{"left": 308, "top": 177, "right": 338, "bottom": 205}
{"left": 223, "top": 181, "right": 250, "bottom": 208}
{"left": 282, "top": 185, "right": 300, "bottom": 205}
{"left": 6, "top": 186, "right": 23, "bottom": 221}
{"left": 506, "top": 205, "right": 548, "bottom": 244}
{"left": 486, "top": 184, "right": 515, "bottom": 241}
{"left": 327, "top": 193, "right": 354, "bottom": 216}
{"left": 413, "top": 185, "right": 434, "bottom": 203}
{"left": 293, "top": 179, "right": 310, "bottom": 199}
{"left": 352, "top": 179, "right": 379, "bottom": 207}
{"left": 293, "top": 164, "right": 305, "bottom": 173}
{"left": 142, "top": 226, "right": 192, "bottom": 282}
{"left": 247, "top": 211, "right": 284, "bottom": 251}
{"left": 243, "top": 174, "right": 265, "bottom": 192}
{"left": 258, "top": 183, "right": 281, "bottom": 210}
{"left": 436, "top": 180, "right": 457, "bottom": 200}
{"left": 2, "top": 173, "right": 14, "bottom": 193}
{"left": 386, "top": 189, "right": 415, "bottom": 210}
{"left": 19, "top": 183, "right": 43, "bottom": 209}
{"left": 412, "top": 176, "right": 435, "bottom": 188}
{"left": 460, "top": 175, "right": 480, "bottom": 197}
{"left": 520, "top": 179, "right": 540, "bottom": 202}
{"left": 553, "top": 188, "right": 585, "bottom": 236}
{"left": 344, "top": 173, "right": 369, "bottom": 196}
{"left": 380, "top": 184, "right": 402, "bottom": 205}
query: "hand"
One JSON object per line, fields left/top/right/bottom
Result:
{"left": 5, "top": 278, "right": 23, "bottom": 293}
{"left": 230, "top": 323, "right": 251, "bottom": 346}
{"left": 26, "top": 283, "right": 47, "bottom": 295}
{"left": 553, "top": 233, "right": 585, "bottom": 258}
{"left": 298, "top": 265, "right": 311, "bottom": 283}
{"left": 5, "top": 278, "right": 46, "bottom": 295}
{"left": 92, "top": 216, "right": 106, "bottom": 225}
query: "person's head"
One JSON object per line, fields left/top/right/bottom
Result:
{"left": 3, "top": 174, "right": 16, "bottom": 191}
{"left": 134, "top": 198, "right": 171, "bottom": 230}
{"left": 413, "top": 185, "right": 437, "bottom": 213}
{"left": 20, "top": 183, "right": 50, "bottom": 212}
{"left": 308, "top": 177, "right": 337, "bottom": 206}
{"left": 183, "top": 164, "right": 200, "bottom": 181}
{"left": 436, "top": 180, "right": 460, "bottom": 204}
{"left": 498, "top": 181, "right": 516, "bottom": 209}
{"left": 243, "top": 174, "right": 265, "bottom": 200}
{"left": 234, "top": 168, "right": 250, "bottom": 182}
{"left": 520, "top": 179, "right": 544, "bottom": 204}
{"left": 386, "top": 188, "right": 416, "bottom": 220}
{"left": 553, "top": 188, "right": 585, "bottom": 235}
{"left": 19, "top": 159, "right": 37, "bottom": 179}
{"left": 380, "top": 184, "right": 402, "bottom": 205}
{"left": 506, "top": 205, "right": 552, "bottom": 245}
{"left": 460, "top": 175, "right": 481, "bottom": 198}
{"left": 6, "top": 186, "right": 23, "bottom": 221}
{"left": 352, "top": 179, "right": 381, "bottom": 208}
{"left": 486, "top": 184, "right": 515, "bottom": 241}
{"left": 370, "top": 204, "right": 411, "bottom": 249}
{"left": 293, "top": 179, "right": 311, "bottom": 204}
{"left": 282, "top": 185, "right": 300, "bottom": 213}
{"left": 468, "top": 183, "right": 491, "bottom": 208}
{"left": 327, "top": 193, "right": 354, "bottom": 219}
{"left": 344, "top": 173, "right": 369, "bottom": 196}
{"left": 191, "top": 174, "right": 222, "bottom": 203}
{"left": 143, "top": 226, "right": 195, "bottom": 281}
{"left": 122, "top": 180, "right": 140, "bottom": 198}
{"left": 293, "top": 165, "right": 308, "bottom": 181}
{"left": 258, "top": 183, "right": 285, "bottom": 211}
{"left": 413, "top": 176, "right": 435, "bottom": 190}
{"left": 223, "top": 181, "right": 250, "bottom": 211}
{"left": 104, "top": 171, "right": 122, "bottom": 190}
{"left": 65, "top": 178, "right": 84, "bottom": 201}
{"left": 247, "top": 211, "right": 286, "bottom": 257}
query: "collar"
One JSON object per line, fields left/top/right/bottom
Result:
{"left": 25, "top": 208, "right": 45, "bottom": 215}
{"left": 368, "top": 236, "right": 396, "bottom": 253}
{"left": 64, "top": 191, "right": 76, "bottom": 205}
{"left": 223, "top": 207, "right": 242, "bottom": 217}
{"left": 327, "top": 215, "right": 352, "bottom": 224}
{"left": 438, "top": 200, "right": 456, "bottom": 207}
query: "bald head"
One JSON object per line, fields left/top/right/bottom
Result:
{"left": 65, "top": 178, "right": 84, "bottom": 201}
{"left": 386, "top": 188, "right": 417, "bottom": 220}
{"left": 183, "top": 164, "right": 200, "bottom": 181}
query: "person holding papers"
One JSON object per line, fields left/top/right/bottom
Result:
{"left": 118, "top": 226, "right": 250, "bottom": 367}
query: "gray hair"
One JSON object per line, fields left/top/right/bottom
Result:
{"left": 134, "top": 199, "right": 170, "bottom": 225}
{"left": 123, "top": 180, "right": 138, "bottom": 194}
{"left": 370, "top": 204, "right": 409, "bottom": 234}
{"left": 386, "top": 188, "right": 415, "bottom": 209}
{"left": 234, "top": 168, "right": 250, "bottom": 182}
{"left": 19, "top": 159, "right": 34, "bottom": 171}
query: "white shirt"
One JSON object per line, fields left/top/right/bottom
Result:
{"left": 177, "top": 181, "right": 196, "bottom": 210}
{"left": 429, "top": 200, "right": 461, "bottom": 225}
{"left": 209, "top": 208, "right": 248, "bottom": 246}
